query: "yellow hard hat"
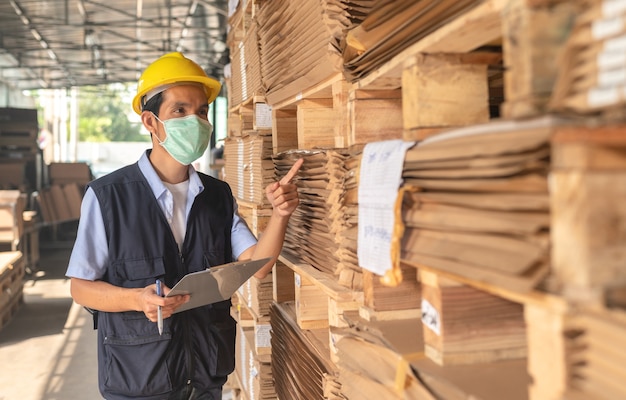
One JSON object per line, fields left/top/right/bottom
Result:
{"left": 132, "top": 52, "right": 222, "bottom": 114}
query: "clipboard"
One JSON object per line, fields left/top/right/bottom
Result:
{"left": 167, "top": 257, "right": 272, "bottom": 313}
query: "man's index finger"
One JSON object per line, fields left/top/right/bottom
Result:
{"left": 279, "top": 158, "right": 304, "bottom": 185}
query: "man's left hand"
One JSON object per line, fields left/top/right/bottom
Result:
{"left": 265, "top": 158, "right": 303, "bottom": 217}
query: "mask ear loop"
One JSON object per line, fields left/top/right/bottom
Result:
{"left": 150, "top": 112, "right": 167, "bottom": 145}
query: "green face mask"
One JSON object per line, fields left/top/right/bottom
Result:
{"left": 153, "top": 113, "right": 213, "bottom": 165}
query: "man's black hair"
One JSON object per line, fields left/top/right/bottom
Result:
{"left": 142, "top": 92, "right": 163, "bottom": 117}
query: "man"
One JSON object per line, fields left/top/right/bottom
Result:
{"left": 66, "top": 52, "right": 303, "bottom": 400}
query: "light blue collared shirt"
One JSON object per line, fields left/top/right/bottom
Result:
{"left": 66, "top": 151, "right": 257, "bottom": 281}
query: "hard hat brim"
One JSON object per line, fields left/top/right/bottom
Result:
{"left": 132, "top": 76, "right": 221, "bottom": 114}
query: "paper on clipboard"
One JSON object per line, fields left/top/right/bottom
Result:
{"left": 167, "top": 257, "right": 271, "bottom": 313}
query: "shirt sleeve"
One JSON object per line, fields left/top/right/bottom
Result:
{"left": 66, "top": 187, "right": 109, "bottom": 280}
{"left": 231, "top": 197, "right": 258, "bottom": 259}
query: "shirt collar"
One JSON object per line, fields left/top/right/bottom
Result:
{"left": 138, "top": 150, "right": 204, "bottom": 199}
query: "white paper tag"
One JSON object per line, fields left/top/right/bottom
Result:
{"left": 421, "top": 299, "right": 441, "bottom": 336}
{"left": 357, "top": 140, "right": 415, "bottom": 276}
{"left": 255, "top": 103, "right": 273, "bottom": 129}
{"left": 592, "top": 17, "right": 624, "bottom": 40}
{"left": 587, "top": 86, "right": 620, "bottom": 107}
{"left": 255, "top": 324, "right": 272, "bottom": 348}
{"left": 602, "top": 0, "right": 626, "bottom": 17}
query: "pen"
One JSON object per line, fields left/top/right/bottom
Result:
{"left": 156, "top": 279, "right": 163, "bottom": 335}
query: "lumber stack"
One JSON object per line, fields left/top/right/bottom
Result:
{"left": 0, "top": 108, "right": 39, "bottom": 193}
{"left": 331, "top": 313, "right": 433, "bottom": 399}
{"left": 256, "top": 0, "right": 343, "bottom": 105}
{"left": 274, "top": 149, "right": 363, "bottom": 290}
{"left": 550, "top": 124, "right": 626, "bottom": 304}
{"left": 223, "top": 132, "right": 274, "bottom": 206}
{"left": 229, "top": 20, "right": 264, "bottom": 106}
{"left": 566, "top": 308, "right": 626, "bottom": 400}
{"left": 0, "top": 251, "right": 24, "bottom": 332}
{"left": 235, "top": 323, "right": 276, "bottom": 400}
{"left": 549, "top": 0, "right": 626, "bottom": 114}
{"left": 401, "top": 116, "right": 564, "bottom": 293}
{"left": 341, "top": 0, "right": 482, "bottom": 82}
{"left": 270, "top": 302, "right": 339, "bottom": 400}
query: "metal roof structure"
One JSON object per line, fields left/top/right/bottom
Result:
{"left": 0, "top": 0, "right": 230, "bottom": 91}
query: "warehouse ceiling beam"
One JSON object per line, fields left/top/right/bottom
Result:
{"left": 0, "top": 0, "right": 230, "bottom": 90}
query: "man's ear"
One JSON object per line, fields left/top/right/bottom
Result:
{"left": 141, "top": 111, "right": 158, "bottom": 135}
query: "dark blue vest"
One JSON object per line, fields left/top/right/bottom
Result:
{"left": 88, "top": 161, "right": 235, "bottom": 400}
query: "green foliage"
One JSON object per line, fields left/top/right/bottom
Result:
{"left": 78, "top": 84, "right": 147, "bottom": 142}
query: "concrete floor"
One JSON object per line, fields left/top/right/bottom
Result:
{"left": 0, "top": 240, "right": 101, "bottom": 400}
{"left": 0, "top": 227, "right": 235, "bottom": 400}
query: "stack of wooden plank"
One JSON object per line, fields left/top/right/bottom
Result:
{"left": 0, "top": 251, "right": 24, "bottom": 332}
{"left": 549, "top": 0, "right": 626, "bottom": 114}
{"left": 270, "top": 302, "right": 339, "bottom": 400}
{"left": 421, "top": 272, "right": 527, "bottom": 366}
{"left": 335, "top": 149, "right": 361, "bottom": 289}
{"left": 274, "top": 149, "right": 363, "bottom": 290}
{"left": 0, "top": 107, "right": 40, "bottom": 193}
{"left": 224, "top": 133, "right": 274, "bottom": 205}
{"left": 238, "top": 275, "right": 273, "bottom": 319}
{"left": 400, "top": 116, "right": 566, "bottom": 293}
{"left": 35, "top": 183, "right": 83, "bottom": 225}
{"left": 341, "top": 0, "right": 482, "bottom": 82}
{"left": 331, "top": 313, "right": 433, "bottom": 399}
{"left": 566, "top": 308, "right": 626, "bottom": 400}
{"left": 229, "top": 20, "right": 264, "bottom": 106}
{"left": 321, "top": 0, "right": 376, "bottom": 54}
{"left": 256, "top": 0, "right": 343, "bottom": 105}
{"left": 235, "top": 323, "right": 277, "bottom": 400}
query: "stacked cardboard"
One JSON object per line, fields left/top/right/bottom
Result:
{"left": 274, "top": 149, "right": 363, "bottom": 290}
{"left": 400, "top": 117, "right": 564, "bottom": 293}
{"left": 235, "top": 323, "right": 276, "bottom": 400}
{"left": 256, "top": 0, "right": 343, "bottom": 105}
{"left": 322, "top": 0, "right": 376, "bottom": 53}
{"left": 332, "top": 314, "right": 434, "bottom": 399}
{"left": 224, "top": 133, "right": 274, "bottom": 205}
{"left": 421, "top": 274, "right": 527, "bottom": 366}
{"left": 566, "top": 308, "right": 626, "bottom": 400}
{"left": 48, "top": 162, "right": 92, "bottom": 186}
{"left": 0, "top": 191, "right": 26, "bottom": 251}
{"left": 550, "top": 1, "right": 626, "bottom": 113}
{"left": 36, "top": 183, "right": 83, "bottom": 224}
{"left": 0, "top": 251, "right": 24, "bottom": 332}
{"left": 229, "top": 20, "right": 264, "bottom": 106}
{"left": 270, "top": 302, "right": 339, "bottom": 400}
{"left": 335, "top": 150, "right": 361, "bottom": 289}
{"left": 341, "top": 0, "right": 482, "bottom": 82}
{"left": 0, "top": 107, "right": 39, "bottom": 193}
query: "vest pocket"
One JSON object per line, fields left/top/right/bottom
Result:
{"left": 103, "top": 333, "right": 173, "bottom": 396}
{"left": 114, "top": 257, "right": 166, "bottom": 288}
{"left": 208, "top": 316, "right": 237, "bottom": 377}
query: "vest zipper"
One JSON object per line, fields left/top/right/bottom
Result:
{"left": 180, "top": 251, "right": 195, "bottom": 386}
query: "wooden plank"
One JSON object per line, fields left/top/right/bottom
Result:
{"left": 525, "top": 304, "right": 570, "bottom": 400}
{"left": 349, "top": 89, "right": 402, "bottom": 146}
{"left": 273, "top": 259, "right": 295, "bottom": 304}
{"left": 402, "top": 260, "right": 568, "bottom": 312}
{"left": 402, "top": 53, "right": 490, "bottom": 132}
{"left": 272, "top": 107, "right": 298, "bottom": 154}
{"left": 500, "top": 0, "right": 578, "bottom": 118}
{"left": 551, "top": 170, "right": 626, "bottom": 302}
{"left": 297, "top": 99, "right": 336, "bottom": 149}
{"left": 421, "top": 270, "right": 526, "bottom": 366}
{"left": 354, "top": 0, "right": 506, "bottom": 89}
{"left": 362, "top": 265, "right": 420, "bottom": 312}
{"left": 331, "top": 79, "right": 350, "bottom": 148}
{"left": 280, "top": 252, "right": 363, "bottom": 303}
{"left": 270, "top": 72, "right": 342, "bottom": 110}
{"left": 552, "top": 124, "right": 626, "bottom": 170}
